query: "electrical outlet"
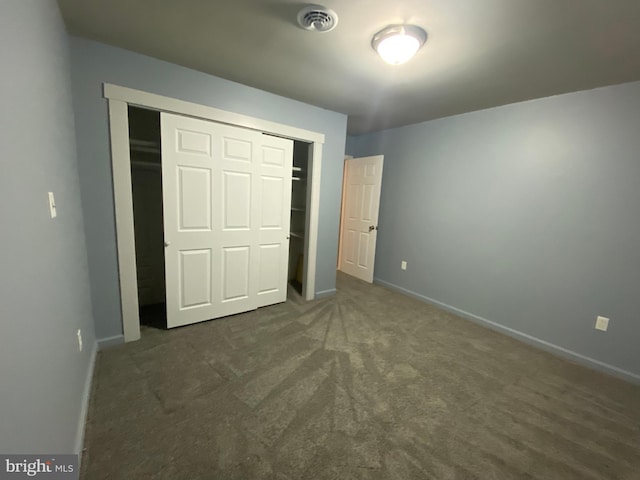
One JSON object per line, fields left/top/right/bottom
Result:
{"left": 595, "top": 316, "right": 609, "bottom": 332}
{"left": 77, "top": 329, "right": 83, "bottom": 352}
{"left": 401, "top": 261, "right": 407, "bottom": 270}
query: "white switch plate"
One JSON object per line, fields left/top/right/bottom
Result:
{"left": 595, "top": 316, "right": 609, "bottom": 332}
{"left": 77, "top": 329, "right": 83, "bottom": 352}
{"left": 401, "top": 261, "right": 407, "bottom": 270}
{"left": 48, "top": 192, "right": 57, "bottom": 218}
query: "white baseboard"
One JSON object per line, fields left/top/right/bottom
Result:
{"left": 374, "top": 278, "right": 640, "bottom": 385}
{"left": 315, "top": 288, "right": 337, "bottom": 299}
{"left": 97, "top": 334, "right": 125, "bottom": 349}
{"left": 75, "top": 341, "right": 97, "bottom": 459}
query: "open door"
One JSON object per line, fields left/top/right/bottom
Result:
{"left": 339, "top": 155, "right": 384, "bottom": 283}
{"left": 161, "top": 112, "right": 292, "bottom": 328}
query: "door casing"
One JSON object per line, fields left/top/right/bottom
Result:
{"left": 104, "top": 84, "right": 324, "bottom": 342}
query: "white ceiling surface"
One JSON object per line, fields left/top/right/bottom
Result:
{"left": 58, "top": 0, "right": 640, "bottom": 135}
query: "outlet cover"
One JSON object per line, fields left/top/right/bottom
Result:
{"left": 595, "top": 316, "right": 609, "bottom": 332}
{"left": 48, "top": 192, "right": 57, "bottom": 218}
{"left": 401, "top": 261, "right": 407, "bottom": 270}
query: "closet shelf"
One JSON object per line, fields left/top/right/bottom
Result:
{"left": 131, "top": 160, "right": 161, "bottom": 170}
{"left": 130, "top": 138, "right": 161, "bottom": 154}
{"left": 292, "top": 176, "right": 306, "bottom": 182}
{"left": 290, "top": 231, "right": 305, "bottom": 239}
{"left": 292, "top": 166, "right": 303, "bottom": 172}
{"left": 291, "top": 207, "right": 305, "bottom": 212}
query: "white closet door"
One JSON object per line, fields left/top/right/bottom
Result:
{"left": 161, "top": 113, "right": 292, "bottom": 328}
{"left": 255, "top": 135, "right": 293, "bottom": 308}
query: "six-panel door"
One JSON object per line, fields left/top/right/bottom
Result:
{"left": 340, "top": 155, "right": 384, "bottom": 283}
{"left": 161, "top": 113, "right": 292, "bottom": 328}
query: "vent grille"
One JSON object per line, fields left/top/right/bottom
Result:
{"left": 297, "top": 5, "right": 338, "bottom": 32}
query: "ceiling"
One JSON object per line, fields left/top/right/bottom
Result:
{"left": 57, "top": 0, "right": 640, "bottom": 135}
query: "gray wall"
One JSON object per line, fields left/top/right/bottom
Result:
{"left": 0, "top": 2, "right": 96, "bottom": 453}
{"left": 69, "top": 37, "right": 347, "bottom": 340}
{"left": 347, "top": 81, "right": 640, "bottom": 381}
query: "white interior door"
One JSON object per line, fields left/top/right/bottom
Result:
{"left": 339, "top": 155, "right": 384, "bottom": 283}
{"left": 161, "top": 112, "right": 292, "bottom": 328}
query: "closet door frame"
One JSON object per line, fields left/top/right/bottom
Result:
{"left": 104, "top": 83, "right": 324, "bottom": 342}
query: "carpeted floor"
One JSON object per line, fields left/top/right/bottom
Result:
{"left": 81, "top": 273, "right": 640, "bottom": 479}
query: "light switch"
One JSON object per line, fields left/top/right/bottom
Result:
{"left": 595, "top": 316, "right": 609, "bottom": 332}
{"left": 48, "top": 192, "right": 57, "bottom": 218}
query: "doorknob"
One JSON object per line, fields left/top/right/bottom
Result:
{"left": 368, "top": 225, "right": 377, "bottom": 232}
{"left": 164, "top": 241, "right": 171, "bottom": 247}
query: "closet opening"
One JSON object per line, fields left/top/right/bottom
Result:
{"left": 126, "top": 109, "right": 313, "bottom": 331}
{"left": 128, "top": 106, "right": 167, "bottom": 329}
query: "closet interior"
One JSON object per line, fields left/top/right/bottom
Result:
{"left": 288, "top": 141, "right": 311, "bottom": 295}
{"left": 128, "top": 106, "right": 166, "bottom": 328}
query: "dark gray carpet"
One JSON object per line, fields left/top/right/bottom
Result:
{"left": 81, "top": 273, "right": 640, "bottom": 479}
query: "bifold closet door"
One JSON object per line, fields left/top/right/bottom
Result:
{"left": 161, "top": 112, "right": 293, "bottom": 328}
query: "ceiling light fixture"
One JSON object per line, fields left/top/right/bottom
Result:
{"left": 372, "top": 25, "right": 427, "bottom": 65}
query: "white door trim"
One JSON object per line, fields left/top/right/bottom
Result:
{"left": 104, "top": 83, "right": 323, "bottom": 342}
{"left": 104, "top": 84, "right": 325, "bottom": 144}
{"left": 337, "top": 155, "right": 353, "bottom": 267}
{"left": 108, "top": 99, "right": 141, "bottom": 342}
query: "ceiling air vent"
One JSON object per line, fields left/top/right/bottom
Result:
{"left": 297, "top": 5, "right": 338, "bottom": 33}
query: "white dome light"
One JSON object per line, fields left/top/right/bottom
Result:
{"left": 372, "top": 25, "right": 427, "bottom": 65}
